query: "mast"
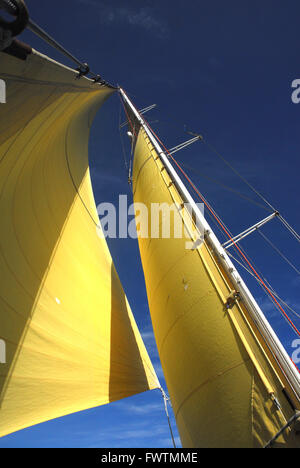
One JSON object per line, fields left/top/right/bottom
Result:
{"left": 120, "top": 88, "right": 300, "bottom": 404}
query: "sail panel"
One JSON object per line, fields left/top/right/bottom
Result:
{"left": 133, "top": 126, "right": 300, "bottom": 448}
{"left": 0, "top": 49, "right": 158, "bottom": 438}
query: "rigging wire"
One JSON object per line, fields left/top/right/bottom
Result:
{"left": 202, "top": 139, "right": 300, "bottom": 248}
{"left": 279, "top": 215, "right": 300, "bottom": 245}
{"left": 177, "top": 160, "right": 271, "bottom": 213}
{"left": 257, "top": 229, "right": 300, "bottom": 277}
{"left": 202, "top": 139, "right": 277, "bottom": 213}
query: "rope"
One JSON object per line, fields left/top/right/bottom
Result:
{"left": 160, "top": 388, "right": 177, "bottom": 448}
{"left": 264, "top": 412, "right": 300, "bottom": 448}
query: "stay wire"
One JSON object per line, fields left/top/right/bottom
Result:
{"left": 279, "top": 215, "right": 300, "bottom": 245}
{"left": 177, "top": 161, "right": 271, "bottom": 213}
{"left": 202, "top": 139, "right": 277, "bottom": 213}
{"left": 257, "top": 229, "right": 300, "bottom": 277}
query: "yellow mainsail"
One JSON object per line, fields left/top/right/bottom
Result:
{"left": 132, "top": 124, "right": 300, "bottom": 448}
{"left": 0, "top": 48, "right": 159, "bottom": 438}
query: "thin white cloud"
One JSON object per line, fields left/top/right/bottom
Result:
{"left": 77, "top": 0, "right": 169, "bottom": 39}
{"left": 160, "top": 436, "right": 182, "bottom": 447}
{"left": 122, "top": 402, "right": 163, "bottom": 415}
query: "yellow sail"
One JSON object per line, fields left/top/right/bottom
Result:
{"left": 132, "top": 125, "right": 300, "bottom": 448}
{"left": 0, "top": 48, "right": 159, "bottom": 438}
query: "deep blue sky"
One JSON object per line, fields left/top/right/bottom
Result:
{"left": 1, "top": 0, "right": 300, "bottom": 448}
